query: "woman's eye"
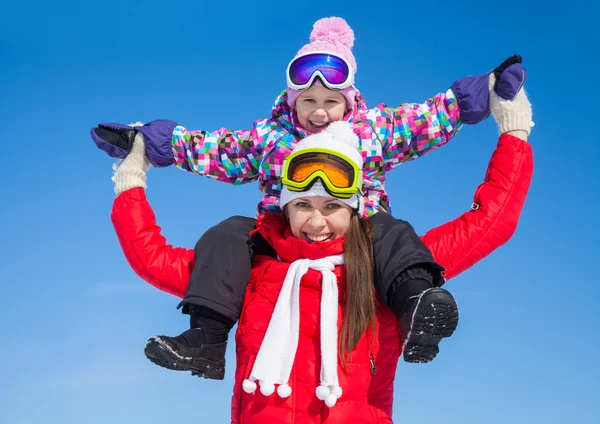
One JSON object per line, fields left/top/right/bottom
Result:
{"left": 295, "top": 202, "right": 310, "bottom": 208}
{"left": 326, "top": 203, "right": 341, "bottom": 209}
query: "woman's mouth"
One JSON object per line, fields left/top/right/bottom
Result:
{"left": 304, "top": 233, "right": 333, "bottom": 243}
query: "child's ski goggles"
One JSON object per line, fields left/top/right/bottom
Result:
{"left": 286, "top": 52, "right": 355, "bottom": 91}
{"left": 281, "top": 148, "right": 362, "bottom": 199}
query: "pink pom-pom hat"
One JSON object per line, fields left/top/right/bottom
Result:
{"left": 287, "top": 17, "right": 358, "bottom": 110}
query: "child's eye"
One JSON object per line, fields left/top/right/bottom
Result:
{"left": 326, "top": 99, "right": 339, "bottom": 104}
{"left": 303, "top": 98, "right": 315, "bottom": 103}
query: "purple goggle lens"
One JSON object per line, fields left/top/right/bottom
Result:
{"left": 288, "top": 53, "right": 350, "bottom": 87}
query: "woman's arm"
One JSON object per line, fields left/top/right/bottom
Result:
{"left": 111, "top": 187, "right": 194, "bottom": 298}
{"left": 109, "top": 132, "right": 195, "bottom": 298}
{"left": 421, "top": 82, "right": 534, "bottom": 280}
{"left": 420, "top": 133, "right": 533, "bottom": 280}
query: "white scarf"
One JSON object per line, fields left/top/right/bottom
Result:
{"left": 242, "top": 254, "right": 345, "bottom": 407}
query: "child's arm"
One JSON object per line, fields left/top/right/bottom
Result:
{"left": 111, "top": 187, "right": 194, "bottom": 298}
{"left": 378, "top": 89, "right": 461, "bottom": 171}
{"left": 92, "top": 118, "right": 273, "bottom": 185}
{"left": 420, "top": 133, "right": 533, "bottom": 281}
{"left": 380, "top": 55, "right": 526, "bottom": 171}
{"left": 171, "top": 123, "right": 268, "bottom": 185}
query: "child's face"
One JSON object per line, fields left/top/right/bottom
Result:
{"left": 286, "top": 196, "right": 352, "bottom": 243}
{"left": 295, "top": 85, "right": 347, "bottom": 134}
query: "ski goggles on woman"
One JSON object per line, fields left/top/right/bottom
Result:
{"left": 281, "top": 148, "right": 362, "bottom": 199}
{"left": 286, "top": 52, "right": 355, "bottom": 91}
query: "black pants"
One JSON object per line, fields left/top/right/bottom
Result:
{"left": 179, "top": 213, "right": 443, "bottom": 323}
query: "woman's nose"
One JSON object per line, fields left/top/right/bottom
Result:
{"left": 309, "top": 210, "right": 326, "bottom": 227}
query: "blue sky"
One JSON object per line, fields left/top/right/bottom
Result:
{"left": 1, "top": 0, "right": 599, "bottom": 422}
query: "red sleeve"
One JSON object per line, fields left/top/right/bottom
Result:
{"left": 111, "top": 187, "right": 195, "bottom": 298}
{"left": 420, "top": 134, "right": 534, "bottom": 281}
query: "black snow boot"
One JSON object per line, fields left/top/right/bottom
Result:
{"left": 398, "top": 287, "right": 459, "bottom": 363}
{"left": 144, "top": 306, "right": 232, "bottom": 380}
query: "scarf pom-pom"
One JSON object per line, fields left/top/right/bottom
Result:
{"left": 332, "top": 385, "right": 342, "bottom": 398}
{"left": 316, "top": 385, "right": 330, "bottom": 400}
{"left": 277, "top": 384, "right": 292, "bottom": 398}
{"left": 325, "top": 393, "right": 338, "bottom": 407}
{"left": 317, "top": 384, "right": 342, "bottom": 407}
{"left": 260, "top": 381, "right": 275, "bottom": 396}
{"left": 242, "top": 379, "right": 257, "bottom": 394}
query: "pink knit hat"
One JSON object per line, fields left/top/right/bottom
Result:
{"left": 287, "top": 17, "right": 358, "bottom": 110}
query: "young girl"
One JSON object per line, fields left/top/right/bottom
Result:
{"left": 93, "top": 17, "right": 526, "bottom": 377}
{"left": 108, "top": 80, "right": 533, "bottom": 423}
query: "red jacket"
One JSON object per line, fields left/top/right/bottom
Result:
{"left": 232, "top": 213, "right": 401, "bottom": 423}
{"left": 110, "top": 134, "right": 534, "bottom": 422}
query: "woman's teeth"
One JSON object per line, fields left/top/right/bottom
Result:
{"left": 305, "top": 233, "right": 332, "bottom": 242}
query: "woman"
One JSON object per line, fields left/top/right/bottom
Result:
{"left": 108, "top": 81, "right": 534, "bottom": 422}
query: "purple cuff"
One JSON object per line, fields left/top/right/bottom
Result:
{"left": 136, "top": 119, "right": 179, "bottom": 167}
{"left": 451, "top": 74, "right": 490, "bottom": 125}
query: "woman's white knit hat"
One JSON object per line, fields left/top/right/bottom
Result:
{"left": 279, "top": 121, "right": 364, "bottom": 216}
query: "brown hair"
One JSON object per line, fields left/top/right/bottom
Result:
{"left": 339, "top": 214, "right": 377, "bottom": 367}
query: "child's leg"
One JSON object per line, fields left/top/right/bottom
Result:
{"left": 370, "top": 212, "right": 459, "bottom": 363}
{"left": 181, "top": 215, "right": 265, "bottom": 322}
{"left": 144, "top": 215, "right": 275, "bottom": 379}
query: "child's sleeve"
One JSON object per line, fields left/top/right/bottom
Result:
{"left": 380, "top": 89, "right": 462, "bottom": 171}
{"left": 420, "top": 134, "right": 534, "bottom": 281}
{"left": 172, "top": 119, "right": 271, "bottom": 185}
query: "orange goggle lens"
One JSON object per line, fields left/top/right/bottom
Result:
{"left": 287, "top": 153, "right": 354, "bottom": 188}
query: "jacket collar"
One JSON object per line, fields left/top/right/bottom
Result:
{"left": 270, "top": 89, "right": 368, "bottom": 139}
{"left": 255, "top": 213, "right": 345, "bottom": 263}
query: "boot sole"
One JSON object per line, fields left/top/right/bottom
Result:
{"left": 144, "top": 338, "right": 225, "bottom": 380}
{"left": 403, "top": 289, "right": 459, "bottom": 363}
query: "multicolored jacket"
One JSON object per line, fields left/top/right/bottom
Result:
{"left": 171, "top": 88, "right": 462, "bottom": 216}
{"left": 93, "top": 58, "right": 527, "bottom": 216}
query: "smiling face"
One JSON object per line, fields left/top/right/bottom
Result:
{"left": 295, "top": 84, "right": 347, "bottom": 134}
{"left": 286, "top": 195, "right": 353, "bottom": 243}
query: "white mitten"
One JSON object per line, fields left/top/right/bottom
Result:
{"left": 489, "top": 74, "right": 534, "bottom": 135}
{"left": 112, "top": 122, "right": 150, "bottom": 195}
